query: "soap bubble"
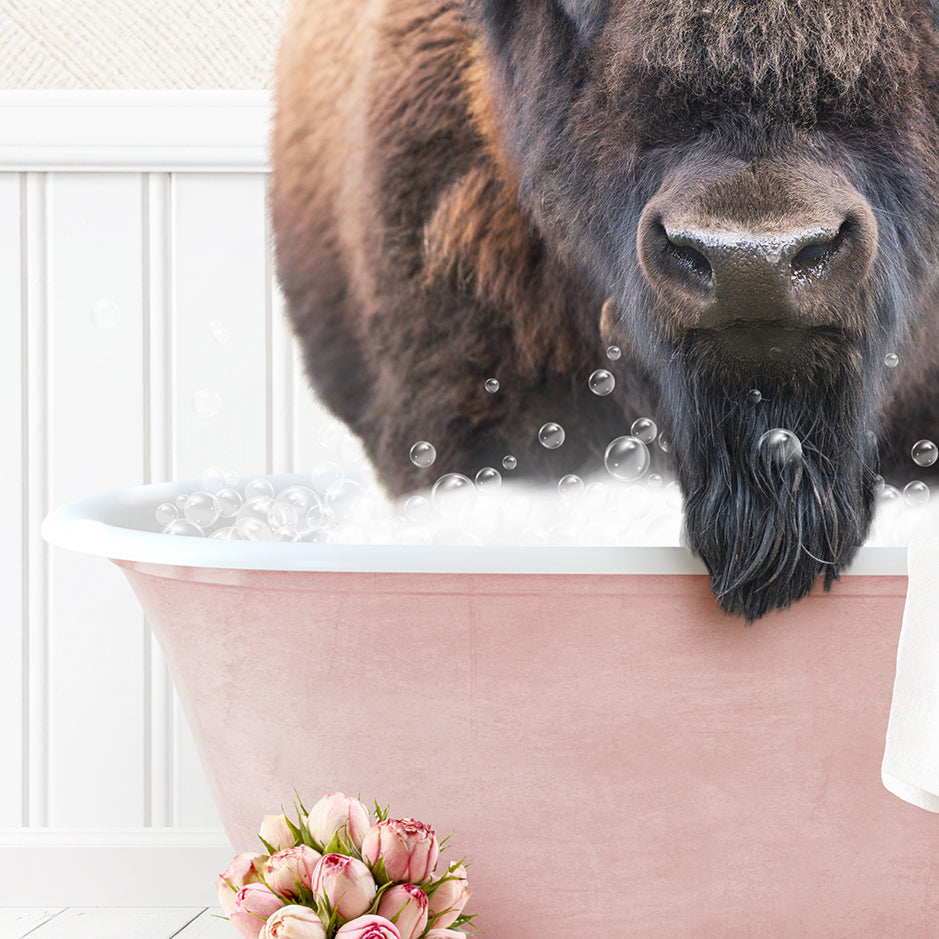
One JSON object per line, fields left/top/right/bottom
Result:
{"left": 879, "top": 484, "right": 901, "bottom": 501}
{"left": 558, "top": 474, "right": 585, "bottom": 498}
{"left": 431, "top": 473, "right": 476, "bottom": 518}
{"left": 236, "top": 517, "right": 274, "bottom": 541}
{"left": 275, "top": 485, "right": 322, "bottom": 514}
{"left": 192, "top": 389, "right": 221, "bottom": 418}
{"left": 162, "top": 519, "right": 204, "bottom": 537}
{"left": 885, "top": 353, "right": 899, "bottom": 368}
{"left": 90, "top": 299, "right": 119, "bottom": 328}
{"left": 199, "top": 467, "right": 228, "bottom": 492}
{"left": 657, "top": 435, "right": 671, "bottom": 453}
{"left": 903, "top": 480, "right": 930, "bottom": 507}
{"left": 502, "top": 455, "right": 517, "bottom": 470}
{"left": 207, "top": 319, "right": 231, "bottom": 344}
{"left": 324, "top": 478, "right": 372, "bottom": 523}
{"left": 245, "top": 477, "right": 275, "bottom": 501}
{"left": 588, "top": 369, "right": 615, "bottom": 396}
{"left": 475, "top": 467, "right": 502, "bottom": 490}
{"left": 664, "top": 480, "right": 683, "bottom": 509}
{"left": 606, "top": 345, "right": 622, "bottom": 360}
{"left": 155, "top": 502, "right": 178, "bottom": 526}
{"left": 757, "top": 428, "right": 803, "bottom": 469}
{"left": 209, "top": 526, "right": 239, "bottom": 540}
{"left": 747, "top": 389, "right": 762, "bottom": 404}
{"left": 538, "top": 422, "right": 566, "bottom": 449}
{"left": 647, "top": 473, "right": 663, "bottom": 489}
{"left": 604, "top": 435, "right": 650, "bottom": 481}
{"left": 911, "top": 439, "right": 938, "bottom": 467}
{"left": 485, "top": 378, "right": 500, "bottom": 393}
{"left": 409, "top": 441, "right": 437, "bottom": 467}
{"left": 267, "top": 501, "right": 299, "bottom": 530}
{"left": 872, "top": 474, "right": 886, "bottom": 495}
{"left": 272, "top": 525, "right": 301, "bottom": 542}
{"left": 215, "top": 487, "right": 243, "bottom": 518}
{"left": 403, "top": 494, "right": 433, "bottom": 523}
{"left": 311, "top": 461, "right": 344, "bottom": 490}
{"left": 183, "top": 491, "right": 219, "bottom": 527}
{"left": 584, "top": 481, "right": 609, "bottom": 509}
{"left": 630, "top": 417, "right": 658, "bottom": 444}
{"left": 304, "top": 502, "right": 334, "bottom": 533}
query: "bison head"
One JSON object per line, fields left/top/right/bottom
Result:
{"left": 466, "top": 0, "right": 939, "bottom": 618}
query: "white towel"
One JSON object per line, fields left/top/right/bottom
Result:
{"left": 882, "top": 537, "right": 939, "bottom": 812}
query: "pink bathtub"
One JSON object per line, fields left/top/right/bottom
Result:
{"left": 43, "top": 475, "right": 938, "bottom": 936}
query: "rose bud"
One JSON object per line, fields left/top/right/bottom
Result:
{"left": 306, "top": 792, "right": 372, "bottom": 850}
{"left": 361, "top": 818, "right": 440, "bottom": 884}
{"left": 217, "top": 852, "right": 268, "bottom": 915}
{"left": 229, "top": 882, "right": 286, "bottom": 939}
{"left": 334, "top": 915, "right": 402, "bottom": 938}
{"left": 311, "top": 852, "right": 377, "bottom": 920}
{"left": 376, "top": 884, "right": 428, "bottom": 939}
{"left": 259, "top": 904, "right": 328, "bottom": 939}
{"left": 427, "top": 864, "right": 470, "bottom": 929}
{"left": 260, "top": 813, "right": 297, "bottom": 852}
{"left": 264, "top": 844, "right": 322, "bottom": 896}
{"left": 424, "top": 931, "right": 467, "bottom": 939}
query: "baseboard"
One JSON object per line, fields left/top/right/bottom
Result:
{"left": 0, "top": 828, "right": 233, "bottom": 906}
{"left": 0, "top": 90, "right": 271, "bottom": 172}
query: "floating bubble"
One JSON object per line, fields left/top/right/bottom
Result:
{"left": 475, "top": 467, "right": 502, "bottom": 490}
{"left": 244, "top": 478, "right": 275, "bottom": 501}
{"left": 304, "top": 502, "right": 334, "bottom": 533}
{"left": 162, "top": 519, "right": 204, "bottom": 537}
{"left": 275, "top": 485, "right": 322, "bottom": 515}
{"left": 769, "top": 346, "right": 782, "bottom": 358}
{"left": 757, "top": 428, "right": 803, "bottom": 469}
{"left": 502, "top": 455, "right": 518, "bottom": 470}
{"left": 647, "top": 473, "right": 663, "bottom": 489}
{"left": 630, "top": 417, "right": 658, "bottom": 444}
{"left": 192, "top": 388, "right": 221, "bottom": 418}
{"left": 207, "top": 319, "right": 231, "bottom": 344}
{"left": 324, "top": 478, "right": 371, "bottom": 523}
{"left": 431, "top": 473, "right": 476, "bottom": 518}
{"left": 604, "top": 435, "right": 650, "bottom": 481}
{"left": 664, "top": 480, "right": 684, "bottom": 509}
{"left": 657, "top": 436, "right": 671, "bottom": 453}
{"left": 318, "top": 421, "right": 343, "bottom": 450}
{"left": 311, "top": 461, "right": 344, "bottom": 490}
{"left": 903, "top": 480, "right": 931, "bottom": 507}
{"left": 885, "top": 353, "right": 899, "bottom": 368}
{"left": 558, "top": 474, "right": 585, "bottom": 498}
{"left": 538, "top": 422, "right": 566, "bottom": 449}
{"left": 409, "top": 441, "right": 437, "bottom": 467}
{"left": 90, "top": 299, "right": 119, "bottom": 328}
{"left": 588, "top": 369, "right": 615, "bottom": 396}
{"left": 236, "top": 517, "right": 274, "bottom": 541}
{"left": 485, "top": 378, "right": 500, "bottom": 393}
{"left": 747, "top": 389, "right": 762, "bottom": 404}
{"left": 872, "top": 474, "right": 886, "bottom": 496}
{"left": 911, "top": 439, "right": 938, "bottom": 467}
{"left": 403, "top": 494, "right": 433, "bottom": 524}
{"left": 267, "top": 501, "right": 299, "bottom": 530}
{"left": 584, "top": 481, "right": 609, "bottom": 509}
{"left": 183, "top": 491, "right": 220, "bottom": 527}
{"left": 155, "top": 502, "right": 178, "bottom": 526}
{"left": 879, "top": 484, "right": 901, "bottom": 501}
{"left": 606, "top": 345, "right": 622, "bottom": 361}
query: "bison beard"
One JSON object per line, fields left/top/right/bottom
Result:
{"left": 665, "top": 333, "right": 879, "bottom": 621}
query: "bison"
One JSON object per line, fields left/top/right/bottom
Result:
{"left": 271, "top": 0, "right": 939, "bottom": 620}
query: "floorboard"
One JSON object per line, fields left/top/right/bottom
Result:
{"left": 171, "top": 909, "right": 233, "bottom": 938}
{"left": 0, "top": 910, "right": 64, "bottom": 939}
{"left": 15, "top": 908, "right": 205, "bottom": 939}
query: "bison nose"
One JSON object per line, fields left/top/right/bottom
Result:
{"left": 638, "top": 215, "right": 864, "bottom": 328}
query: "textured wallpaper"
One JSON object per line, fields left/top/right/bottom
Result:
{"left": 1, "top": 0, "right": 292, "bottom": 89}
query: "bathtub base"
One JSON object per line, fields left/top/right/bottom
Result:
{"left": 117, "top": 562, "right": 935, "bottom": 937}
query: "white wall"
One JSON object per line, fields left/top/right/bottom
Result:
{"left": 0, "top": 91, "right": 369, "bottom": 905}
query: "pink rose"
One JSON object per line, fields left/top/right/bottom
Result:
{"left": 259, "top": 813, "right": 297, "bottom": 852}
{"left": 310, "top": 852, "right": 377, "bottom": 920}
{"left": 424, "top": 931, "right": 467, "bottom": 938}
{"left": 427, "top": 864, "right": 470, "bottom": 929}
{"left": 230, "top": 882, "right": 286, "bottom": 939}
{"left": 264, "top": 845, "right": 322, "bottom": 896}
{"left": 361, "top": 818, "right": 440, "bottom": 884}
{"left": 259, "top": 904, "right": 327, "bottom": 939}
{"left": 306, "top": 792, "right": 372, "bottom": 850}
{"left": 376, "top": 884, "right": 428, "bottom": 939}
{"left": 334, "top": 915, "right": 402, "bottom": 938}
{"left": 217, "top": 852, "right": 267, "bottom": 915}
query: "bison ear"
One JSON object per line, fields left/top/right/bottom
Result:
{"left": 555, "top": 0, "right": 610, "bottom": 40}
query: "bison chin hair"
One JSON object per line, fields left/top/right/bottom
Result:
{"left": 664, "top": 339, "right": 879, "bottom": 622}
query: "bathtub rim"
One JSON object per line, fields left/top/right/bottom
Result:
{"left": 41, "top": 473, "right": 909, "bottom": 575}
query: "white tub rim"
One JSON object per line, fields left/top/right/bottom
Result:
{"left": 40, "top": 473, "right": 909, "bottom": 576}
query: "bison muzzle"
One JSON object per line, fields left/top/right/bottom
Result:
{"left": 271, "top": 0, "right": 939, "bottom": 620}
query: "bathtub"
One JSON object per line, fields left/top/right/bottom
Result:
{"left": 42, "top": 474, "right": 938, "bottom": 937}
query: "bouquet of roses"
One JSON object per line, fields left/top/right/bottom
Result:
{"left": 216, "top": 792, "right": 475, "bottom": 939}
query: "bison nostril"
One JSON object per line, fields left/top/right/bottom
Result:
{"left": 789, "top": 220, "right": 850, "bottom": 278}
{"left": 662, "top": 229, "right": 713, "bottom": 280}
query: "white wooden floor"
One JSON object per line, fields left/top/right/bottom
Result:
{"left": 0, "top": 908, "right": 232, "bottom": 938}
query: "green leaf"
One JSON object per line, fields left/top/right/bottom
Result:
{"left": 258, "top": 834, "right": 277, "bottom": 855}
